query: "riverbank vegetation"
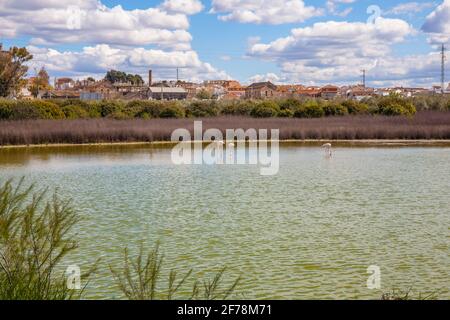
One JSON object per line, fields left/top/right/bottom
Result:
{"left": 0, "top": 179, "right": 240, "bottom": 300}
{"left": 0, "top": 111, "right": 449, "bottom": 146}
{"left": 1, "top": 95, "right": 449, "bottom": 121}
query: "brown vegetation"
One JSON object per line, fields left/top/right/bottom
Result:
{"left": 1, "top": 111, "right": 449, "bottom": 146}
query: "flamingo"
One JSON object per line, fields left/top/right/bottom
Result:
{"left": 322, "top": 143, "right": 332, "bottom": 157}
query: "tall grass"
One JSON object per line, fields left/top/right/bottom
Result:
{"left": 0, "top": 111, "right": 449, "bottom": 145}
{"left": 0, "top": 179, "right": 82, "bottom": 300}
{"left": 110, "top": 243, "right": 240, "bottom": 300}
{"left": 381, "top": 289, "right": 439, "bottom": 300}
{"left": 0, "top": 179, "right": 240, "bottom": 300}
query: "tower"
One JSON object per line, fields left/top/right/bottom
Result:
{"left": 441, "top": 44, "right": 444, "bottom": 94}
{"left": 361, "top": 69, "right": 366, "bottom": 88}
{"left": 148, "top": 70, "right": 153, "bottom": 86}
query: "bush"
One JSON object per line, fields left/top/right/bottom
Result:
{"left": 61, "top": 104, "right": 89, "bottom": 119}
{"left": 250, "top": 101, "right": 280, "bottom": 118}
{"left": 278, "top": 109, "right": 294, "bottom": 117}
{"left": 220, "top": 101, "right": 254, "bottom": 116}
{"left": 159, "top": 102, "right": 185, "bottom": 118}
{"left": 10, "top": 100, "right": 65, "bottom": 120}
{"left": 377, "top": 96, "right": 416, "bottom": 116}
{"left": 186, "top": 101, "right": 218, "bottom": 117}
{"left": 342, "top": 100, "right": 369, "bottom": 115}
{"left": 294, "top": 100, "right": 324, "bottom": 118}
{"left": 279, "top": 99, "right": 302, "bottom": 112}
{"left": 0, "top": 99, "right": 14, "bottom": 119}
{"left": 98, "top": 100, "right": 125, "bottom": 117}
{"left": 111, "top": 243, "right": 240, "bottom": 300}
{"left": 0, "top": 179, "right": 82, "bottom": 300}
{"left": 323, "top": 102, "right": 348, "bottom": 116}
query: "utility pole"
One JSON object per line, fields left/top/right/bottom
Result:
{"left": 441, "top": 44, "right": 446, "bottom": 94}
{"left": 361, "top": 69, "right": 366, "bottom": 88}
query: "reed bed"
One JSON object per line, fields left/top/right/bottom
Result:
{"left": 1, "top": 111, "right": 450, "bottom": 146}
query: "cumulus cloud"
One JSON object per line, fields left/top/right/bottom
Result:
{"left": 249, "top": 18, "right": 414, "bottom": 59}
{"left": 245, "top": 18, "right": 433, "bottom": 85}
{"left": 160, "top": 0, "right": 204, "bottom": 15}
{"left": 210, "top": 0, "right": 322, "bottom": 25}
{"left": 422, "top": 0, "right": 450, "bottom": 43}
{"left": 27, "top": 45, "right": 230, "bottom": 82}
{"left": 248, "top": 73, "right": 281, "bottom": 83}
{"left": 0, "top": 0, "right": 195, "bottom": 49}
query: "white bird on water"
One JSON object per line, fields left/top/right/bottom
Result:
{"left": 322, "top": 143, "right": 332, "bottom": 157}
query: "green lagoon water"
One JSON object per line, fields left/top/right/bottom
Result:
{"left": 0, "top": 144, "right": 449, "bottom": 299}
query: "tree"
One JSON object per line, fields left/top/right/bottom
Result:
{"left": 105, "top": 70, "right": 144, "bottom": 85}
{"left": 0, "top": 45, "right": 33, "bottom": 97}
{"left": 30, "top": 67, "right": 51, "bottom": 97}
{"left": 196, "top": 89, "right": 213, "bottom": 100}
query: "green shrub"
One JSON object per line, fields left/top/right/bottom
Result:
{"left": 294, "top": 100, "right": 324, "bottom": 118}
{"left": 98, "top": 100, "right": 125, "bottom": 117}
{"left": 0, "top": 99, "right": 15, "bottom": 119}
{"left": 186, "top": 101, "right": 219, "bottom": 117}
{"left": 124, "top": 100, "right": 150, "bottom": 118}
{"left": 323, "top": 102, "right": 348, "bottom": 116}
{"left": 0, "top": 179, "right": 83, "bottom": 300}
{"left": 279, "top": 98, "right": 302, "bottom": 112}
{"left": 61, "top": 104, "right": 89, "bottom": 119}
{"left": 341, "top": 100, "right": 369, "bottom": 114}
{"left": 377, "top": 96, "right": 416, "bottom": 116}
{"left": 250, "top": 101, "right": 280, "bottom": 118}
{"left": 159, "top": 102, "right": 185, "bottom": 118}
{"left": 220, "top": 101, "right": 254, "bottom": 116}
{"left": 11, "top": 100, "right": 65, "bottom": 120}
{"left": 111, "top": 243, "right": 240, "bottom": 300}
{"left": 278, "top": 109, "right": 294, "bottom": 117}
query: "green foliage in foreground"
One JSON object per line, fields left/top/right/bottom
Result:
{"left": 0, "top": 179, "right": 81, "bottom": 300}
{"left": 2, "top": 93, "right": 448, "bottom": 121}
{"left": 111, "top": 244, "right": 240, "bottom": 300}
{"left": 0, "top": 179, "right": 240, "bottom": 300}
{"left": 381, "top": 289, "right": 439, "bottom": 300}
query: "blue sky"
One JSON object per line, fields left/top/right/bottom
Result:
{"left": 1, "top": 0, "right": 449, "bottom": 87}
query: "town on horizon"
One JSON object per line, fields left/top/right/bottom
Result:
{"left": 17, "top": 66, "right": 450, "bottom": 102}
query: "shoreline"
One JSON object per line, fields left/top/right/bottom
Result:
{"left": 2, "top": 139, "right": 450, "bottom": 149}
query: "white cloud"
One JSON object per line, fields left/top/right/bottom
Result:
{"left": 160, "top": 0, "right": 204, "bottom": 15}
{"left": 245, "top": 18, "right": 440, "bottom": 86}
{"left": 27, "top": 45, "right": 230, "bottom": 82}
{"left": 248, "top": 73, "right": 281, "bottom": 84}
{"left": 249, "top": 18, "right": 414, "bottom": 59}
{"left": 326, "top": 0, "right": 355, "bottom": 17}
{"left": 0, "top": 0, "right": 195, "bottom": 49}
{"left": 386, "top": 2, "right": 435, "bottom": 15}
{"left": 422, "top": 0, "right": 450, "bottom": 43}
{"left": 210, "top": 0, "right": 322, "bottom": 25}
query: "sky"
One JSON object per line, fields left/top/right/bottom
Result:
{"left": 0, "top": 0, "right": 449, "bottom": 87}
